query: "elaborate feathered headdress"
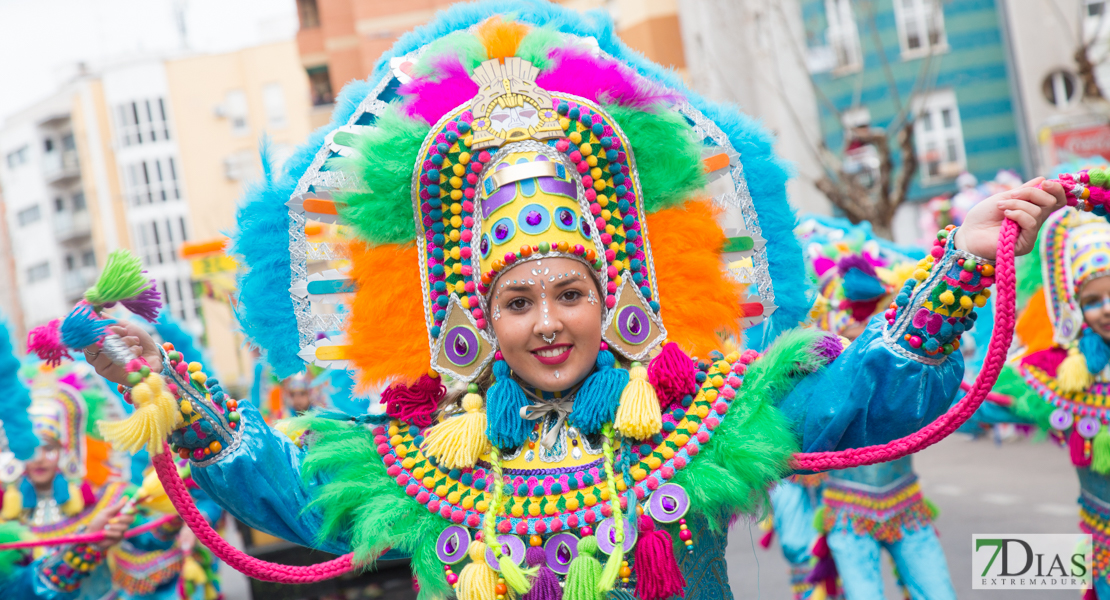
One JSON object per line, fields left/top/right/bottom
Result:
{"left": 233, "top": 4, "right": 809, "bottom": 386}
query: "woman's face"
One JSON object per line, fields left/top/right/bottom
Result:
{"left": 490, "top": 257, "right": 603, "bottom": 392}
{"left": 25, "top": 443, "right": 60, "bottom": 489}
{"left": 1081, "top": 275, "right": 1110, "bottom": 340}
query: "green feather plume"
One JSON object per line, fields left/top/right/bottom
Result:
{"left": 0, "top": 522, "right": 29, "bottom": 579}
{"left": 516, "top": 27, "right": 564, "bottom": 71}
{"left": 606, "top": 103, "right": 707, "bottom": 214}
{"left": 333, "top": 106, "right": 430, "bottom": 246}
{"left": 669, "top": 330, "right": 832, "bottom": 534}
{"left": 411, "top": 31, "right": 488, "bottom": 78}
{"left": 1015, "top": 233, "right": 1043, "bottom": 309}
{"left": 84, "top": 249, "right": 151, "bottom": 306}
{"left": 296, "top": 416, "right": 453, "bottom": 600}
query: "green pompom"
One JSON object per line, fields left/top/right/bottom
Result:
{"left": 84, "top": 249, "right": 151, "bottom": 306}
{"left": 1090, "top": 168, "right": 1109, "bottom": 189}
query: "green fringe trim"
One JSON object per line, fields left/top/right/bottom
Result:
{"left": 670, "top": 329, "right": 831, "bottom": 534}
{"left": 0, "top": 522, "right": 29, "bottom": 579}
{"left": 84, "top": 249, "right": 151, "bottom": 306}
{"left": 812, "top": 505, "right": 829, "bottom": 535}
{"left": 295, "top": 416, "right": 453, "bottom": 600}
{"left": 333, "top": 105, "right": 431, "bottom": 247}
{"left": 605, "top": 104, "right": 708, "bottom": 214}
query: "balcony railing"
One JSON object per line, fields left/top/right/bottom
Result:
{"left": 41, "top": 150, "right": 80, "bottom": 185}
{"left": 63, "top": 266, "right": 97, "bottom": 301}
{"left": 53, "top": 209, "right": 91, "bottom": 241}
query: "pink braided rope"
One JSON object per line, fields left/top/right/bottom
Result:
{"left": 152, "top": 445, "right": 357, "bottom": 583}
{"left": 792, "top": 219, "right": 1019, "bottom": 471}
{"left": 0, "top": 513, "right": 178, "bottom": 551}
{"left": 959, "top": 380, "right": 1014, "bottom": 406}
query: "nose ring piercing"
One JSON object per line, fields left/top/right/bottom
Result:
{"left": 542, "top": 333, "right": 557, "bottom": 345}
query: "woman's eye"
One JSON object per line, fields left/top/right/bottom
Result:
{"left": 560, "top": 290, "right": 583, "bottom": 302}
{"left": 507, "top": 298, "right": 530, "bottom": 311}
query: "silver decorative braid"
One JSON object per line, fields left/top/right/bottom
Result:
{"left": 101, "top": 334, "right": 136, "bottom": 366}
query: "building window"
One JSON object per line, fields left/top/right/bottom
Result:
{"left": 43, "top": 138, "right": 54, "bottom": 153}
{"left": 825, "top": 0, "right": 862, "bottom": 72}
{"left": 134, "top": 217, "right": 187, "bottom": 267}
{"left": 307, "top": 66, "right": 334, "bottom": 106}
{"left": 73, "top": 192, "right": 86, "bottom": 211}
{"left": 54, "top": 197, "right": 65, "bottom": 212}
{"left": 5, "top": 145, "right": 28, "bottom": 169}
{"left": 81, "top": 250, "right": 95, "bottom": 267}
{"left": 913, "top": 89, "right": 966, "bottom": 184}
{"left": 16, "top": 205, "right": 41, "bottom": 226}
{"left": 224, "top": 90, "right": 250, "bottom": 136}
{"left": 1043, "top": 70, "right": 1080, "bottom": 108}
{"left": 263, "top": 83, "right": 288, "bottom": 130}
{"left": 115, "top": 98, "right": 171, "bottom": 146}
{"left": 1090, "top": 0, "right": 1106, "bottom": 16}
{"left": 26, "top": 262, "right": 50, "bottom": 283}
{"left": 125, "top": 157, "right": 181, "bottom": 206}
{"left": 297, "top": 0, "right": 320, "bottom": 29}
{"left": 895, "top": 0, "right": 946, "bottom": 56}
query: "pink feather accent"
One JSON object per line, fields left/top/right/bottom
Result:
{"left": 27, "top": 320, "right": 71, "bottom": 367}
{"left": 400, "top": 56, "right": 479, "bottom": 125}
{"left": 537, "top": 48, "right": 683, "bottom": 109}
{"left": 813, "top": 256, "right": 837, "bottom": 277}
{"left": 58, "top": 372, "right": 85, "bottom": 391}
{"left": 1020, "top": 347, "right": 1067, "bottom": 377}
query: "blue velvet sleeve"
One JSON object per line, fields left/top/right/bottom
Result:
{"left": 777, "top": 317, "right": 967, "bottom": 453}
{"left": 189, "top": 402, "right": 350, "bottom": 554}
{"left": 0, "top": 559, "right": 76, "bottom": 600}
{"left": 777, "top": 232, "right": 995, "bottom": 454}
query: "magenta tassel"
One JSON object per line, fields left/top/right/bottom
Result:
{"left": 27, "top": 320, "right": 71, "bottom": 367}
{"left": 648, "top": 342, "right": 696, "bottom": 410}
{"left": 1071, "top": 428, "right": 1093, "bottom": 468}
{"left": 120, "top": 281, "right": 162, "bottom": 322}
{"left": 758, "top": 528, "right": 774, "bottom": 549}
{"left": 523, "top": 546, "right": 562, "bottom": 600}
{"left": 382, "top": 374, "right": 446, "bottom": 428}
{"left": 634, "top": 515, "right": 686, "bottom": 600}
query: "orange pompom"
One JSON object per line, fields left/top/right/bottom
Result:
{"left": 476, "top": 16, "right": 529, "bottom": 61}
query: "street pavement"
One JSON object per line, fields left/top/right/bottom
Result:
{"left": 727, "top": 432, "right": 1083, "bottom": 599}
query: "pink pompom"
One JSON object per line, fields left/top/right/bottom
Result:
{"left": 26, "top": 320, "right": 70, "bottom": 367}
{"left": 648, "top": 342, "right": 697, "bottom": 409}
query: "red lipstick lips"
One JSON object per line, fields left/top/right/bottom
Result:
{"left": 531, "top": 343, "right": 573, "bottom": 365}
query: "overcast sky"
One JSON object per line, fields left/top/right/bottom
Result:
{"left": 0, "top": 0, "right": 298, "bottom": 124}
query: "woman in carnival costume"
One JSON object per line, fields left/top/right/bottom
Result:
{"left": 81, "top": 4, "right": 1064, "bottom": 600}
{"left": 0, "top": 316, "right": 136, "bottom": 598}
{"left": 943, "top": 200, "right": 1110, "bottom": 599}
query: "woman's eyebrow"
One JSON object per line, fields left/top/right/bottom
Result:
{"left": 503, "top": 284, "right": 532, "bottom": 293}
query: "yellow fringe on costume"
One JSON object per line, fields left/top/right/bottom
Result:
{"left": 98, "top": 372, "right": 183, "bottom": 455}
{"left": 1058, "top": 346, "right": 1093, "bottom": 394}
{"left": 614, "top": 363, "right": 662, "bottom": 440}
{"left": 421, "top": 392, "right": 490, "bottom": 469}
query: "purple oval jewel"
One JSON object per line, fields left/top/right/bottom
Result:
{"left": 495, "top": 224, "right": 509, "bottom": 240}
{"left": 1050, "top": 408, "right": 1073, "bottom": 431}
{"left": 595, "top": 517, "right": 637, "bottom": 554}
{"left": 560, "top": 211, "right": 574, "bottom": 226}
{"left": 1078, "top": 416, "right": 1101, "bottom": 439}
{"left": 616, "top": 304, "right": 651, "bottom": 346}
{"left": 480, "top": 235, "right": 490, "bottom": 256}
{"left": 581, "top": 221, "right": 591, "bottom": 236}
{"left": 436, "top": 526, "right": 471, "bottom": 564}
{"left": 486, "top": 535, "right": 526, "bottom": 570}
{"left": 628, "top": 314, "right": 642, "bottom": 335}
{"left": 544, "top": 533, "right": 579, "bottom": 575}
{"left": 526, "top": 211, "right": 543, "bottom": 226}
{"left": 444, "top": 326, "right": 480, "bottom": 367}
{"left": 648, "top": 483, "right": 691, "bottom": 523}
{"left": 453, "top": 336, "right": 469, "bottom": 357}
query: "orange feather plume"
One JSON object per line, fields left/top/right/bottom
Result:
{"left": 647, "top": 198, "right": 746, "bottom": 357}
{"left": 345, "top": 241, "right": 431, "bottom": 390}
{"left": 1016, "top": 286, "right": 1054, "bottom": 355}
{"left": 476, "top": 16, "right": 530, "bottom": 61}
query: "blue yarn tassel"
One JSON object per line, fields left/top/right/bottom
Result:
{"left": 1080, "top": 327, "right": 1110, "bottom": 374}
{"left": 0, "top": 318, "right": 37, "bottom": 460}
{"left": 60, "top": 304, "right": 113, "bottom": 349}
{"left": 571, "top": 350, "right": 628, "bottom": 435}
{"left": 486, "top": 360, "right": 532, "bottom": 449}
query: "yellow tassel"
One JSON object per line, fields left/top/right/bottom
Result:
{"left": 204, "top": 584, "right": 219, "bottom": 600}
{"left": 98, "top": 372, "right": 183, "bottom": 455}
{"left": 811, "top": 584, "right": 828, "bottom": 600}
{"left": 456, "top": 541, "right": 498, "bottom": 600}
{"left": 134, "top": 468, "right": 177, "bottom": 515}
{"left": 1058, "top": 347, "right": 1093, "bottom": 394}
{"left": 1, "top": 484, "right": 22, "bottom": 520}
{"left": 421, "top": 391, "right": 490, "bottom": 469}
{"left": 183, "top": 555, "right": 208, "bottom": 584}
{"left": 61, "top": 483, "right": 84, "bottom": 516}
{"left": 614, "top": 362, "right": 662, "bottom": 440}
